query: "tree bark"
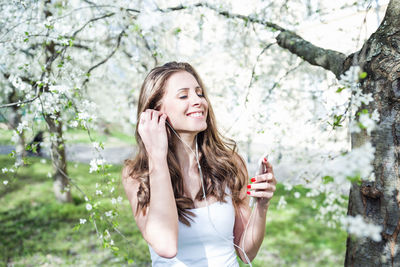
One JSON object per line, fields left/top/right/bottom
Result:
{"left": 47, "top": 116, "right": 72, "bottom": 203}
{"left": 250, "top": 0, "right": 400, "bottom": 264}
{"left": 344, "top": 0, "right": 400, "bottom": 265}
{"left": 43, "top": 1, "right": 71, "bottom": 203}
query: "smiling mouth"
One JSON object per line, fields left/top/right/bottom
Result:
{"left": 187, "top": 111, "right": 204, "bottom": 118}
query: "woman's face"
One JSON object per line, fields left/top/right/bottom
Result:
{"left": 160, "top": 71, "right": 208, "bottom": 134}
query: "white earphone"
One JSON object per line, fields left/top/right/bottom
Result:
{"left": 165, "top": 120, "right": 260, "bottom": 266}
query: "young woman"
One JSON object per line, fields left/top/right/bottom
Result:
{"left": 122, "top": 62, "right": 277, "bottom": 266}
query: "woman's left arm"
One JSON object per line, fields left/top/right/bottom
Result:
{"left": 234, "top": 157, "right": 277, "bottom": 263}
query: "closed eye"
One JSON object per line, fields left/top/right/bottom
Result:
{"left": 179, "top": 94, "right": 204, "bottom": 99}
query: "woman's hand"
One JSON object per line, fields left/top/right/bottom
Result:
{"left": 247, "top": 157, "right": 277, "bottom": 207}
{"left": 138, "top": 109, "right": 168, "bottom": 160}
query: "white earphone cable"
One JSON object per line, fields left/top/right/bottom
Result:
{"left": 166, "top": 121, "right": 255, "bottom": 266}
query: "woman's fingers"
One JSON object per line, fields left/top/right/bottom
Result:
{"left": 248, "top": 182, "right": 275, "bottom": 191}
{"left": 141, "top": 109, "right": 166, "bottom": 125}
{"left": 159, "top": 113, "right": 167, "bottom": 125}
{"left": 251, "top": 173, "right": 275, "bottom": 183}
{"left": 248, "top": 161, "right": 277, "bottom": 202}
{"left": 247, "top": 191, "right": 274, "bottom": 198}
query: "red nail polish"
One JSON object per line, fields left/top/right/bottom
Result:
{"left": 251, "top": 178, "right": 256, "bottom": 182}
{"left": 247, "top": 184, "right": 251, "bottom": 189}
{"left": 263, "top": 157, "right": 267, "bottom": 162}
{"left": 247, "top": 191, "right": 250, "bottom": 195}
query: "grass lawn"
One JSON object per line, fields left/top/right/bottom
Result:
{"left": 0, "top": 155, "right": 347, "bottom": 266}
{"left": 0, "top": 127, "right": 135, "bottom": 146}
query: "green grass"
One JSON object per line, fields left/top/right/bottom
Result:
{"left": 0, "top": 155, "right": 347, "bottom": 266}
{"left": 0, "top": 128, "right": 14, "bottom": 145}
{"left": 63, "top": 128, "right": 135, "bottom": 146}
{"left": 0, "top": 127, "right": 135, "bottom": 146}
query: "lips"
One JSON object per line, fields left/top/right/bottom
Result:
{"left": 186, "top": 111, "right": 204, "bottom": 116}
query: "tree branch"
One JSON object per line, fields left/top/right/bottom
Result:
{"left": 82, "top": 28, "right": 126, "bottom": 87}
{"left": 161, "top": 2, "right": 347, "bottom": 78}
{"left": 276, "top": 30, "right": 347, "bottom": 79}
{"left": 158, "top": 3, "right": 285, "bottom": 32}
{"left": 0, "top": 73, "right": 40, "bottom": 109}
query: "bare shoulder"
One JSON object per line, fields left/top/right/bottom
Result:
{"left": 121, "top": 164, "right": 149, "bottom": 235}
{"left": 121, "top": 164, "right": 140, "bottom": 212}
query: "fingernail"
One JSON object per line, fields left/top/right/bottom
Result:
{"left": 251, "top": 178, "right": 256, "bottom": 182}
{"left": 263, "top": 157, "right": 268, "bottom": 162}
{"left": 247, "top": 191, "right": 250, "bottom": 195}
{"left": 247, "top": 184, "right": 251, "bottom": 189}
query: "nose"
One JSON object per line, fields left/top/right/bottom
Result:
{"left": 190, "top": 91, "right": 202, "bottom": 106}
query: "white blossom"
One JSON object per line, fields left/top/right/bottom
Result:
{"left": 277, "top": 196, "right": 287, "bottom": 209}
{"left": 96, "top": 190, "right": 103, "bottom": 195}
{"left": 11, "top": 131, "right": 20, "bottom": 144}
{"left": 92, "top": 142, "right": 100, "bottom": 150}
{"left": 340, "top": 215, "right": 382, "bottom": 242}
{"left": 359, "top": 113, "right": 376, "bottom": 135}
{"left": 86, "top": 203, "right": 93, "bottom": 211}
{"left": 105, "top": 210, "right": 113, "bottom": 217}
{"left": 3, "top": 180, "right": 9, "bottom": 185}
{"left": 70, "top": 120, "right": 79, "bottom": 128}
{"left": 294, "top": 192, "right": 301, "bottom": 198}
{"left": 105, "top": 229, "right": 110, "bottom": 238}
{"left": 80, "top": 218, "right": 87, "bottom": 224}
{"left": 89, "top": 159, "right": 105, "bottom": 173}
{"left": 371, "top": 109, "right": 380, "bottom": 122}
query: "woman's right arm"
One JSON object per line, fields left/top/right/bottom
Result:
{"left": 122, "top": 109, "right": 179, "bottom": 258}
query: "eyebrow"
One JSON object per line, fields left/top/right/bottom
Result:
{"left": 177, "top": 86, "right": 202, "bottom": 92}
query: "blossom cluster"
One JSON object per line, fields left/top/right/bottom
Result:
{"left": 340, "top": 215, "right": 382, "bottom": 242}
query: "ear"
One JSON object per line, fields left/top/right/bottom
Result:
{"left": 158, "top": 103, "right": 165, "bottom": 113}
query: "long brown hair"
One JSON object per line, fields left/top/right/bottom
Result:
{"left": 123, "top": 61, "right": 248, "bottom": 226}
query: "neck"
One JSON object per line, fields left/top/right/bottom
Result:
{"left": 175, "top": 132, "right": 198, "bottom": 173}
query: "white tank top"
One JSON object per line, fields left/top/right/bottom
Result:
{"left": 148, "top": 188, "right": 239, "bottom": 267}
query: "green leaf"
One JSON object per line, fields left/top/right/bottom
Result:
{"left": 347, "top": 174, "right": 362, "bottom": 185}
{"left": 173, "top": 28, "right": 181, "bottom": 35}
{"left": 336, "top": 87, "right": 346, "bottom": 93}
{"left": 332, "top": 115, "right": 343, "bottom": 129}
{"left": 359, "top": 72, "right": 367, "bottom": 79}
{"left": 322, "top": 176, "right": 334, "bottom": 184}
{"left": 8, "top": 150, "right": 16, "bottom": 158}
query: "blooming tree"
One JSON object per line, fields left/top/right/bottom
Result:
{"left": 0, "top": 0, "right": 397, "bottom": 265}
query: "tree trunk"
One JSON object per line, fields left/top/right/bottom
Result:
{"left": 48, "top": 117, "right": 72, "bottom": 203}
{"left": 345, "top": 0, "right": 400, "bottom": 265}
{"left": 7, "top": 89, "right": 27, "bottom": 164}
